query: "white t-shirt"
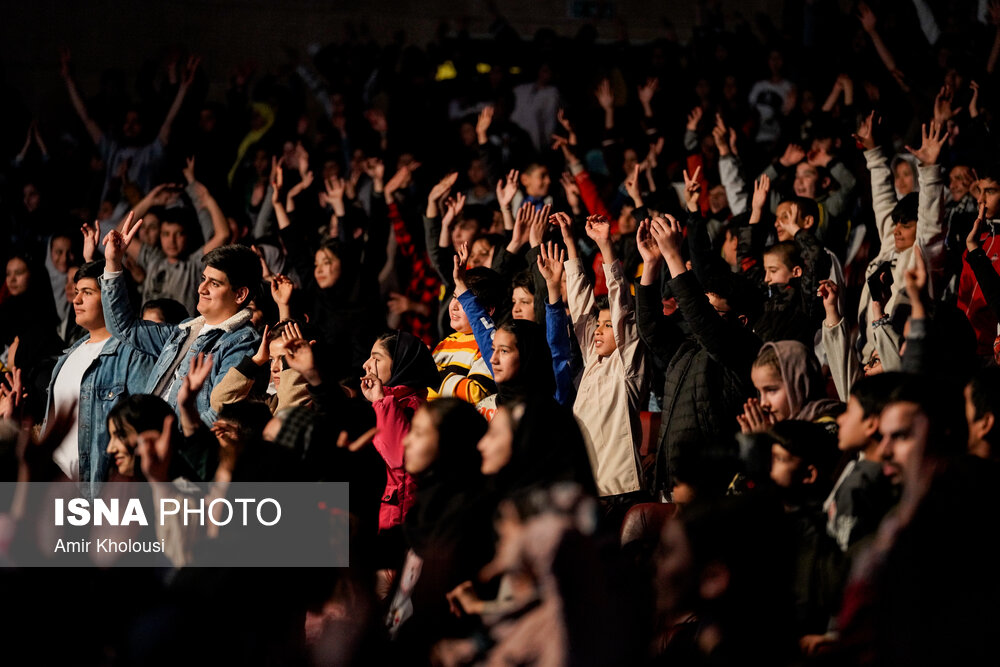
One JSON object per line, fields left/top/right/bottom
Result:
{"left": 52, "top": 338, "right": 109, "bottom": 480}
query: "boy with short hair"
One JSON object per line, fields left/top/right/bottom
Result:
{"left": 823, "top": 374, "right": 899, "bottom": 552}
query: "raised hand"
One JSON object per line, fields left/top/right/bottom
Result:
{"left": 560, "top": 172, "right": 581, "bottom": 212}
{"left": 0, "top": 368, "right": 26, "bottom": 420}
{"left": 933, "top": 85, "right": 964, "bottom": 125}
{"left": 270, "top": 275, "right": 294, "bottom": 305}
{"left": 508, "top": 202, "right": 532, "bottom": 252}
{"left": 857, "top": 2, "right": 877, "bottom": 33}
{"left": 453, "top": 241, "right": 471, "bottom": 293}
{"left": 686, "top": 106, "right": 703, "bottom": 132}
{"left": 556, "top": 108, "right": 577, "bottom": 145}
{"left": 286, "top": 170, "right": 315, "bottom": 210}
{"left": 183, "top": 155, "right": 196, "bottom": 184}
{"left": 429, "top": 172, "right": 459, "bottom": 203}
{"left": 779, "top": 143, "right": 806, "bottom": 167}
{"left": 81, "top": 220, "right": 101, "bottom": 262}
{"left": 750, "top": 173, "right": 771, "bottom": 224}
{"left": 712, "top": 114, "right": 730, "bottom": 156}
{"left": 808, "top": 143, "right": 834, "bottom": 168}
{"left": 550, "top": 211, "right": 578, "bottom": 259}
{"left": 476, "top": 105, "right": 494, "bottom": 144}
{"left": 853, "top": 111, "right": 879, "bottom": 151}
{"left": 624, "top": 163, "right": 643, "bottom": 207}
{"left": 638, "top": 77, "right": 659, "bottom": 111}
{"left": 528, "top": 204, "right": 551, "bottom": 248}
{"left": 101, "top": 210, "right": 143, "bottom": 272}
{"left": 137, "top": 415, "right": 175, "bottom": 484}
{"left": 384, "top": 164, "right": 413, "bottom": 203}
{"left": 817, "top": 279, "right": 842, "bottom": 325}
{"left": 282, "top": 326, "right": 320, "bottom": 385}
{"left": 776, "top": 201, "right": 802, "bottom": 240}
{"left": 970, "top": 81, "right": 981, "bottom": 119}
{"left": 387, "top": 292, "right": 414, "bottom": 315}
{"left": 251, "top": 324, "right": 272, "bottom": 367}
{"left": 180, "top": 55, "right": 201, "bottom": 90}
{"left": 905, "top": 119, "right": 948, "bottom": 165}
{"left": 176, "top": 352, "right": 214, "bottom": 408}
{"left": 682, "top": 166, "right": 702, "bottom": 212}
{"left": 360, "top": 360, "right": 385, "bottom": 402}
{"left": 596, "top": 78, "right": 615, "bottom": 112}
{"left": 271, "top": 162, "right": 284, "bottom": 206}
{"left": 635, "top": 219, "right": 661, "bottom": 266}
{"left": 496, "top": 169, "right": 520, "bottom": 209}
{"left": 649, "top": 215, "right": 684, "bottom": 261}
{"left": 584, "top": 214, "right": 611, "bottom": 247}
{"left": 536, "top": 241, "right": 566, "bottom": 284}
{"left": 903, "top": 244, "right": 928, "bottom": 306}
{"left": 968, "top": 201, "right": 987, "bottom": 253}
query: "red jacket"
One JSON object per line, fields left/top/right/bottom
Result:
{"left": 958, "top": 233, "right": 1000, "bottom": 355}
{"left": 372, "top": 385, "right": 425, "bottom": 531}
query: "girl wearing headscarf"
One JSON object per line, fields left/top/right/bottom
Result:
{"left": 386, "top": 399, "right": 493, "bottom": 657}
{"left": 358, "top": 330, "right": 441, "bottom": 532}
{"left": 475, "top": 319, "right": 556, "bottom": 421}
{"left": 740, "top": 340, "right": 842, "bottom": 432}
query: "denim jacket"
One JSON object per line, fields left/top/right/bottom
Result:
{"left": 42, "top": 334, "right": 155, "bottom": 499}
{"left": 101, "top": 270, "right": 260, "bottom": 425}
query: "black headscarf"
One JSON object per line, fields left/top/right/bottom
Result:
{"left": 495, "top": 319, "right": 555, "bottom": 406}
{"left": 494, "top": 398, "right": 597, "bottom": 501}
{"left": 403, "top": 399, "right": 490, "bottom": 555}
{"left": 385, "top": 330, "right": 440, "bottom": 391}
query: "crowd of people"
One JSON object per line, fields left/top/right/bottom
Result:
{"left": 3, "top": 1, "right": 1000, "bottom": 664}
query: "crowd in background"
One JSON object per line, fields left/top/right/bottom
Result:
{"left": 2, "top": 1, "right": 1000, "bottom": 664}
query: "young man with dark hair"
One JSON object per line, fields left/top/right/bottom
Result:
{"left": 823, "top": 374, "right": 899, "bottom": 553}
{"left": 101, "top": 212, "right": 261, "bottom": 427}
{"left": 965, "top": 366, "right": 1000, "bottom": 460}
{"left": 43, "top": 260, "right": 155, "bottom": 498}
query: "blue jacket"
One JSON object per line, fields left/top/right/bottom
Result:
{"left": 101, "top": 271, "right": 260, "bottom": 425}
{"left": 43, "top": 334, "right": 155, "bottom": 498}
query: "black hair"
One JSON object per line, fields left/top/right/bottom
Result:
{"left": 851, "top": 373, "right": 906, "bottom": 418}
{"left": 763, "top": 241, "right": 802, "bottom": 271}
{"left": 74, "top": 260, "right": 105, "bottom": 283}
{"left": 203, "top": 244, "right": 263, "bottom": 308}
{"left": 976, "top": 163, "right": 1000, "bottom": 186}
{"left": 511, "top": 270, "right": 535, "bottom": 296}
{"left": 217, "top": 400, "right": 273, "bottom": 446}
{"left": 463, "top": 267, "right": 504, "bottom": 313}
{"left": 592, "top": 294, "right": 610, "bottom": 317}
{"left": 141, "top": 298, "right": 190, "bottom": 324}
{"left": 885, "top": 372, "right": 968, "bottom": 459}
{"left": 783, "top": 196, "right": 820, "bottom": 226}
{"left": 890, "top": 193, "right": 919, "bottom": 225}
{"left": 108, "top": 394, "right": 175, "bottom": 438}
{"left": 768, "top": 420, "right": 839, "bottom": 475}
{"left": 375, "top": 331, "right": 399, "bottom": 360}
{"left": 968, "top": 366, "right": 1000, "bottom": 444}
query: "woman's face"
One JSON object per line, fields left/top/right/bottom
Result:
{"left": 51, "top": 236, "right": 73, "bottom": 274}
{"left": 139, "top": 212, "right": 161, "bottom": 247}
{"left": 751, "top": 364, "right": 791, "bottom": 422}
{"left": 314, "top": 249, "right": 342, "bottom": 288}
{"left": 6, "top": 258, "right": 30, "bottom": 296}
{"left": 468, "top": 238, "right": 494, "bottom": 269}
{"left": 478, "top": 406, "right": 514, "bottom": 474}
{"left": 23, "top": 184, "right": 41, "bottom": 213}
{"left": 107, "top": 419, "right": 138, "bottom": 477}
{"left": 403, "top": 408, "right": 439, "bottom": 474}
{"left": 489, "top": 329, "right": 522, "bottom": 384}
{"left": 511, "top": 286, "right": 534, "bottom": 321}
{"left": 363, "top": 340, "right": 394, "bottom": 385}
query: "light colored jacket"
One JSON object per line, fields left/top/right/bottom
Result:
{"left": 856, "top": 147, "right": 946, "bottom": 360}
{"left": 566, "top": 258, "right": 646, "bottom": 497}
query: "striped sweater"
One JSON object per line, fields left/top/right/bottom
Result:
{"left": 428, "top": 331, "right": 497, "bottom": 404}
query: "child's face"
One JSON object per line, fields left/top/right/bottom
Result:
{"left": 403, "top": 408, "right": 439, "bottom": 474}
{"left": 752, "top": 364, "right": 792, "bottom": 422}
{"left": 892, "top": 219, "right": 917, "bottom": 251}
{"left": 836, "top": 395, "right": 877, "bottom": 453}
{"left": 593, "top": 309, "right": 618, "bottom": 356}
{"left": 160, "top": 222, "right": 188, "bottom": 260}
{"left": 451, "top": 221, "right": 478, "bottom": 252}
{"left": 449, "top": 295, "right": 472, "bottom": 333}
{"left": 468, "top": 238, "right": 494, "bottom": 269}
{"left": 978, "top": 177, "right": 1000, "bottom": 218}
{"left": 763, "top": 253, "right": 801, "bottom": 286}
{"left": 478, "top": 406, "right": 514, "bottom": 475}
{"left": 520, "top": 167, "right": 551, "bottom": 197}
{"left": 770, "top": 443, "right": 806, "bottom": 489}
{"left": 722, "top": 230, "right": 739, "bottom": 266}
{"left": 793, "top": 163, "right": 819, "bottom": 198}
{"left": 490, "top": 329, "right": 521, "bottom": 384}
{"left": 511, "top": 286, "right": 534, "bottom": 321}
{"left": 774, "top": 202, "right": 803, "bottom": 242}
